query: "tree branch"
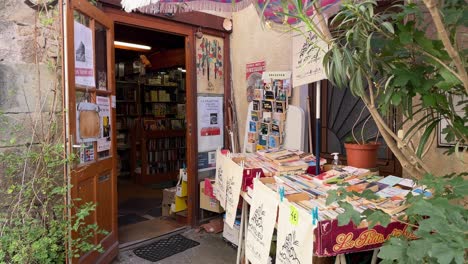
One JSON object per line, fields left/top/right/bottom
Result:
{"left": 423, "top": 0, "right": 468, "bottom": 94}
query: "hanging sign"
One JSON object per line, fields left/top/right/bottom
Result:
{"left": 292, "top": 22, "right": 328, "bottom": 87}
{"left": 196, "top": 35, "right": 224, "bottom": 94}
{"left": 276, "top": 201, "right": 315, "bottom": 264}
{"left": 246, "top": 179, "right": 279, "bottom": 264}
{"left": 74, "top": 21, "right": 95, "bottom": 88}
{"left": 223, "top": 157, "right": 243, "bottom": 228}
{"left": 197, "top": 96, "right": 224, "bottom": 152}
{"left": 96, "top": 96, "right": 111, "bottom": 152}
{"left": 214, "top": 149, "right": 227, "bottom": 208}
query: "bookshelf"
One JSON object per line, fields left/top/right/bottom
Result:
{"left": 129, "top": 70, "right": 187, "bottom": 184}
{"left": 116, "top": 80, "right": 140, "bottom": 178}
{"left": 134, "top": 130, "right": 186, "bottom": 184}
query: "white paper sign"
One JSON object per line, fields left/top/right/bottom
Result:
{"left": 97, "top": 96, "right": 111, "bottom": 152}
{"left": 224, "top": 157, "right": 243, "bottom": 228}
{"left": 246, "top": 179, "right": 279, "bottom": 264}
{"left": 214, "top": 149, "right": 227, "bottom": 208}
{"left": 292, "top": 22, "right": 328, "bottom": 87}
{"left": 276, "top": 201, "right": 315, "bottom": 264}
{"left": 74, "top": 21, "right": 95, "bottom": 88}
{"left": 197, "top": 96, "right": 224, "bottom": 152}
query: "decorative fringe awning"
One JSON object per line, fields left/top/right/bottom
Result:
{"left": 120, "top": 0, "right": 342, "bottom": 25}
{"left": 121, "top": 0, "right": 255, "bottom": 13}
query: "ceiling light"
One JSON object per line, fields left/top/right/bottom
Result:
{"left": 114, "top": 41, "right": 151, "bottom": 51}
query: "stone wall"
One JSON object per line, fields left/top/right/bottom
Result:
{"left": 0, "top": 0, "right": 61, "bottom": 177}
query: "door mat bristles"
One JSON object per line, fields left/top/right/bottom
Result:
{"left": 133, "top": 234, "right": 200, "bottom": 262}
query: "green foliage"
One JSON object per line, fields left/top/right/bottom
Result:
{"left": 322, "top": 0, "right": 468, "bottom": 152}
{"left": 326, "top": 173, "right": 468, "bottom": 264}
{"left": 0, "top": 140, "right": 107, "bottom": 263}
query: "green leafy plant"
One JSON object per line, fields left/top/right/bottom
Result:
{"left": 257, "top": 0, "right": 467, "bottom": 263}
{"left": 326, "top": 172, "right": 468, "bottom": 264}
{"left": 0, "top": 2, "right": 107, "bottom": 262}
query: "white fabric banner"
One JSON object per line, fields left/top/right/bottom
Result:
{"left": 276, "top": 201, "right": 315, "bottom": 264}
{"left": 292, "top": 22, "right": 328, "bottom": 87}
{"left": 224, "top": 157, "right": 243, "bottom": 228}
{"left": 246, "top": 179, "right": 279, "bottom": 264}
{"left": 214, "top": 149, "right": 227, "bottom": 208}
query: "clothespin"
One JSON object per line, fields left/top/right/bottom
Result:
{"left": 311, "top": 207, "right": 319, "bottom": 225}
{"left": 255, "top": 172, "right": 261, "bottom": 180}
{"left": 279, "top": 186, "right": 285, "bottom": 202}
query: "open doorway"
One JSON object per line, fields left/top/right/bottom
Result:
{"left": 114, "top": 23, "right": 188, "bottom": 247}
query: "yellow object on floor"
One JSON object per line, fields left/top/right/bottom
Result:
{"left": 171, "top": 195, "right": 187, "bottom": 212}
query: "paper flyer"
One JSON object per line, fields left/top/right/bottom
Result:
{"left": 197, "top": 96, "right": 224, "bottom": 152}
{"left": 223, "top": 158, "right": 243, "bottom": 228}
{"left": 246, "top": 179, "right": 279, "bottom": 264}
{"left": 74, "top": 21, "right": 95, "bottom": 88}
{"left": 96, "top": 96, "right": 111, "bottom": 152}
{"left": 214, "top": 149, "right": 227, "bottom": 208}
{"left": 276, "top": 201, "right": 315, "bottom": 264}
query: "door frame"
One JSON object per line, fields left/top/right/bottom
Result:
{"left": 102, "top": 6, "right": 201, "bottom": 226}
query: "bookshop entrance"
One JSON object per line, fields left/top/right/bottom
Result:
{"left": 114, "top": 23, "right": 189, "bottom": 246}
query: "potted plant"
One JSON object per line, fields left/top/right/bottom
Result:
{"left": 344, "top": 106, "right": 381, "bottom": 169}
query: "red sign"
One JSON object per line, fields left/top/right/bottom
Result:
{"left": 246, "top": 61, "right": 266, "bottom": 80}
{"left": 314, "top": 219, "right": 417, "bottom": 256}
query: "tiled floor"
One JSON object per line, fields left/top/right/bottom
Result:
{"left": 114, "top": 229, "right": 237, "bottom": 264}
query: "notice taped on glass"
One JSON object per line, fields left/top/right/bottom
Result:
{"left": 197, "top": 96, "right": 223, "bottom": 152}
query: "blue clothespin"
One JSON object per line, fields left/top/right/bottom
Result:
{"left": 279, "top": 186, "right": 285, "bottom": 202}
{"left": 311, "top": 207, "right": 319, "bottom": 225}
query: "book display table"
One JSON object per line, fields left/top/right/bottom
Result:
{"left": 216, "top": 151, "right": 420, "bottom": 264}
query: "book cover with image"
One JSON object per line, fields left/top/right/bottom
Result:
{"left": 262, "top": 111, "right": 272, "bottom": 123}
{"left": 253, "top": 89, "right": 264, "bottom": 100}
{"left": 260, "top": 122, "right": 271, "bottom": 135}
{"left": 251, "top": 110, "right": 261, "bottom": 121}
{"left": 262, "top": 100, "right": 273, "bottom": 112}
{"left": 258, "top": 134, "right": 268, "bottom": 147}
{"left": 268, "top": 135, "right": 280, "bottom": 148}
{"left": 275, "top": 101, "right": 286, "bottom": 113}
{"left": 249, "top": 121, "right": 260, "bottom": 132}
{"left": 253, "top": 100, "right": 260, "bottom": 111}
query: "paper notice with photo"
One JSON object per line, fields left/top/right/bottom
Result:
{"left": 224, "top": 158, "right": 244, "bottom": 228}
{"left": 246, "top": 179, "right": 279, "bottom": 264}
{"left": 276, "top": 201, "right": 314, "bottom": 264}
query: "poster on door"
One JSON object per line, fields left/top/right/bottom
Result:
{"left": 276, "top": 201, "right": 315, "bottom": 264}
{"left": 196, "top": 35, "right": 224, "bottom": 94}
{"left": 74, "top": 21, "right": 95, "bottom": 88}
{"left": 197, "top": 96, "right": 224, "bottom": 152}
{"left": 97, "top": 96, "right": 111, "bottom": 152}
{"left": 292, "top": 22, "right": 328, "bottom": 87}
{"left": 223, "top": 157, "right": 243, "bottom": 228}
{"left": 246, "top": 179, "right": 279, "bottom": 264}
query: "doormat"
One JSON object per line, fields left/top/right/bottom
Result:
{"left": 133, "top": 234, "right": 200, "bottom": 262}
{"left": 118, "top": 213, "right": 148, "bottom": 227}
{"left": 118, "top": 198, "right": 162, "bottom": 215}
{"left": 145, "top": 206, "right": 162, "bottom": 218}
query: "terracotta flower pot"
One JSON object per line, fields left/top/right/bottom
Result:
{"left": 344, "top": 143, "right": 380, "bottom": 169}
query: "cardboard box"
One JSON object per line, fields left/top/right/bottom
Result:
{"left": 162, "top": 204, "right": 173, "bottom": 217}
{"left": 223, "top": 219, "right": 240, "bottom": 246}
{"left": 200, "top": 180, "right": 224, "bottom": 213}
{"left": 163, "top": 187, "right": 177, "bottom": 205}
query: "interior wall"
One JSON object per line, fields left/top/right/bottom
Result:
{"left": 230, "top": 4, "right": 294, "bottom": 150}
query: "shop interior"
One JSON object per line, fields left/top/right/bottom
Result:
{"left": 114, "top": 23, "right": 188, "bottom": 247}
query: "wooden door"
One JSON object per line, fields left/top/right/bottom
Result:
{"left": 63, "top": 0, "right": 118, "bottom": 263}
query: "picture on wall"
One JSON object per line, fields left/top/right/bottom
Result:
{"left": 196, "top": 35, "right": 224, "bottom": 94}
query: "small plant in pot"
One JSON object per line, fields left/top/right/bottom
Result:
{"left": 344, "top": 107, "right": 380, "bottom": 169}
